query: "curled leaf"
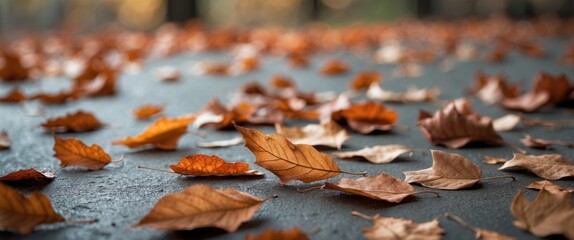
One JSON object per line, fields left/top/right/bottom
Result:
{"left": 0, "top": 168, "right": 54, "bottom": 182}
{"left": 333, "top": 101, "right": 398, "bottom": 134}
{"left": 41, "top": 111, "right": 104, "bottom": 133}
{"left": 499, "top": 153, "right": 574, "bottom": 180}
{"left": 275, "top": 121, "right": 349, "bottom": 149}
{"left": 333, "top": 145, "right": 413, "bottom": 164}
{"left": 168, "top": 154, "right": 262, "bottom": 176}
{"left": 350, "top": 71, "right": 381, "bottom": 91}
{"left": 53, "top": 136, "right": 113, "bottom": 170}
{"left": 352, "top": 211, "right": 444, "bottom": 240}
{"left": 113, "top": 116, "right": 194, "bottom": 150}
{"left": 526, "top": 180, "right": 574, "bottom": 194}
{"left": 197, "top": 137, "right": 244, "bottom": 148}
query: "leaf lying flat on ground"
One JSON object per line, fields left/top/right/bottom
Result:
{"left": 133, "top": 184, "right": 269, "bottom": 232}
{"left": 275, "top": 121, "right": 349, "bottom": 150}
{"left": 113, "top": 116, "right": 194, "bottom": 150}
{"left": 0, "top": 87, "right": 27, "bottom": 103}
{"left": 520, "top": 134, "right": 574, "bottom": 149}
{"left": 469, "top": 71, "right": 520, "bottom": 105}
{"left": 404, "top": 150, "right": 513, "bottom": 190}
{"left": 502, "top": 72, "right": 571, "bottom": 112}
{"left": 350, "top": 71, "right": 381, "bottom": 91}
{"left": 482, "top": 155, "right": 507, "bottom": 165}
{"left": 133, "top": 104, "right": 164, "bottom": 120}
{"left": 526, "top": 180, "right": 574, "bottom": 194}
{"left": 367, "top": 84, "right": 440, "bottom": 103}
{"left": 0, "top": 169, "right": 55, "bottom": 182}
{"left": 0, "top": 131, "right": 10, "bottom": 150}
{"left": 333, "top": 145, "right": 413, "bottom": 164}
{"left": 235, "top": 124, "right": 365, "bottom": 184}
{"left": 245, "top": 227, "right": 309, "bottom": 240}
{"left": 352, "top": 211, "right": 444, "bottom": 240}
{"left": 499, "top": 153, "right": 574, "bottom": 180}
{"left": 511, "top": 186, "right": 574, "bottom": 238}
{"left": 53, "top": 136, "right": 114, "bottom": 170}
{"left": 167, "top": 154, "right": 262, "bottom": 176}
{"left": 492, "top": 114, "right": 521, "bottom": 132}
{"left": 320, "top": 59, "right": 348, "bottom": 75}
{"left": 333, "top": 101, "right": 398, "bottom": 134}
{"left": 197, "top": 137, "right": 244, "bottom": 148}
{"left": 445, "top": 213, "right": 517, "bottom": 240}
{"left": 0, "top": 182, "right": 65, "bottom": 234}
{"left": 41, "top": 111, "right": 104, "bottom": 133}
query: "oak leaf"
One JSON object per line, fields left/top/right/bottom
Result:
{"left": 404, "top": 150, "right": 513, "bottom": 190}
{"left": 235, "top": 124, "right": 365, "bottom": 184}
{"left": 133, "top": 104, "right": 164, "bottom": 120}
{"left": 320, "top": 59, "right": 348, "bottom": 75}
{"left": 526, "top": 180, "right": 574, "bottom": 194}
{"left": 53, "top": 136, "right": 114, "bottom": 170}
{"left": 333, "top": 101, "right": 398, "bottom": 134}
{"left": 350, "top": 71, "right": 381, "bottom": 90}
{"left": 0, "top": 169, "right": 55, "bottom": 182}
{"left": 197, "top": 137, "right": 244, "bottom": 148}
{"left": 511, "top": 186, "right": 574, "bottom": 238}
{"left": 352, "top": 211, "right": 444, "bottom": 240}
{"left": 41, "top": 111, "right": 104, "bottom": 133}
{"left": 492, "top": 114, "right": 521, "bottom": 132}
{"left": 417, "top": 99, "right": 503, "bottom": 148}
{"left": 445, "top": 213, "right": 516, "bottom": 240}
{"left": 0, "top": 87, "right": 27, "bottom": 103}
{"left": 333, "top": 145, "right": 413, "bottom": 164}
{"left": 245, "top": 227, "right": 308, "bottom": 240}
{"left": 0, "top": 131, "right": 10, "bottom": 150}
{"left": 275, "top": 121, "right": 349, "bottom": 149}
{"left": 0, "top": 183, "right": 65, "bottom": 234}
{"left": 113, "top": 116, "right": 194, "bottom": 150}
{"left": 499, "top": 153, "right": 574, "bottom": 180}
{"left": 167, "top": 154, "right": 262, "bottom": 176}
{"left": 133, "top": 184, "right": 269, "bottom": 232}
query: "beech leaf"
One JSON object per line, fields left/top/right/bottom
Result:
{"left": 53, "top": 136, "right": 116, "bottom": 170}
{"left": 245, "top": 227, "right": 309, "bottom": 240}
{"left": 275, "top": 121, "right": 350, "bottom": 150}
{"left": 235, "top": 124, "right": 366, "bottom": 184}
{"left": 165, "top": 154, "right": 262, "bottom": 176}
{"left": 499, "top": 153, "right": 574, "bottom": 180}
{"left": 197, "top": 137, "right": 244, "bottom": 148}
{"left": 0, "top": 169, "right": 55, "bottom": 182}
{"left": 526, "top": 180, "right": 574, "bottom": 194}
{"left": 41, "top": 111, "right": 104, "bottom": 133}
{"left": 333, "top": 145, "right": 413, "bottom": 164}
{"left": 113, "top": 116, "right": 194, "bottom": 150}
{"left": 133, "top": 184, "right": 269, "bottom": 232}
{"left": 352, "top": 211, "right": 444, "bottom": 240}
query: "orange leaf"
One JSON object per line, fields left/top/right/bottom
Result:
{"left": 0, "top": 87, "right": 27, "bottom": 103}
{"left": 31, "top": 91, "right": 75, "bottom": 105}
{"left": 245, "top": 227, "right": 308, "bottom": 240}
{"left": 0, "top": 168, "right": 54, "bottom": 182}
{"left": 269, "top": 75, "right": 296, "bottom": 88}
{"left": 53, "top": 136, "right": 113, "bottom": 170}
{"left": 113, "top": 116, "right": 194, "bottom": 150}
{"left": 41, "top": 111, "right": 104, "bottom": 133}
{"left": 320, "top": 59, "right": 348, "bottom": 75}
{"left": 350, "top": 71, "right": 382, "bottom": 90}
{"left": 133, "top": 184, "right": 269, "bottom": 232}
{"left": 334, "top": 101, "right": 398, "bottom": 134}
{"left": 169, "top": 154, "right": 262, "bottom": 176}
{"left": 133, "top": 104, "right": 165, "bottom": 120}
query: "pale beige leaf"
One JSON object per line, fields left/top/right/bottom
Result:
{"left": 353, "top": 211, "right": 444, "bottom": 240}
{"left": 446, "top": 213, "right": 516, "bottom": 240}
{"left": 403, "top": 150, "right": 481, "bottom": 190}
{"left": 333, "top": 145, "right": 413, "bottom": 164}
{"left": 483, "top": 155, "right": 507, "bottom": 165}
{"left": 493, "top": 114, "right": 521, "bottom": 132}
{"left": 499, "top": 153, "right": 574, "bottom": 180}
{"left": 275, "top": 121, "right": 349, "bottom": 149}
{"left": 323, "top": 174, "right": 424, "bottom": 203}
{"left": 367, "top": 84, "right": 440, "bottom": 103}
{"left": 134, "top": 184, "right": 267, "bottom": 232}
{"left": 526, "top": 180, "right": 574, "bottom": 193}
{"left": 197, "top": 137, "right": 244, "bottom": 148}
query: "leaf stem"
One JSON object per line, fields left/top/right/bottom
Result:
{"left": 480, "top": 175, "right": 515, "bottom": 181}
{"left": 351, "top": 211, "right": 374, "bottom": 221}
{"left": 445, "top": 213, "right": 478, "bottom": 232}
{"left": 413, "top": 190, "right": 440, "bottom": 197}
{"left": 297, "top": 185, "right": 325, "bottom": 193}
{"left": 112, "top": 154, "right": 125, "bottom": 163}
{"left": 262, "top": 194, "right": 278, "bottom": 201}
{"left": 137, "top": 165, "right": 178, "bottom": 174}
{"left": 66, "top": 218, "right": 99, "bottom": 224}
{"left": 340, "top": 170, "right": 368, "bottom": 176}
{"left": 53, "top": 166, "right": 66, "bottom": 175}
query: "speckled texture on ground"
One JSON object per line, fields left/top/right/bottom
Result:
{"left": 1, "top": 39, "right": 573, "bottom": 240}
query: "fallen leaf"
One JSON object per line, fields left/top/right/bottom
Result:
{"left": 197, "top": 137, "right": 244, "bottom": 148}
{"left": 0, "top": 87, "right": 27, "bottom": 103}
{"left": 0, "top": 182, "right": 65, "bottom": 234}
{"left": 499, "top": 153, "right": 574, "bottom": 180}
{"left": 320, "top": 59, "right": 348, "bottom": 75}
{"left": 350, "top": 71, "right": 381, "bottom": 91}
{"left": 511, "top": 186, "right": 574, "bottom": 238}
{"left": 502, "top": 72, "right": 571, "bottom": 112}
{"left": 41, "top": 111, "right": 104, "bottom": 133}
{"left": 417, "top": 99, "right": 503, "bottom": 148}
{"left": 526, "top": 180, "right": 574, "bottom": 194}
{"left": 193, "top": 99, "right": 271, "bottom": 129}
{"left": 167, "top": 154, "right": 262, "bottom": 176}
{"left": 245, "top": 227, "right": 308, "bottom": 240}
{"left": 154, "top": 66, "right": 181, "bottom": 82}
{"left": 113, "top": 116, "right": 194, "bottom": 150}
{"left": 269, "top": 75, "right": 296, "bottom": 88}
{"left": 193, "top": 61, "right": 230, "bottom": 76}
{"left": 391, "top": 63, "right": 423, "bottom": 78}
{"left": 445, "top": 213, "right": 516, "bottom": 240}
{"left": 482, "top": 155, "right": 507, "bottom": 165}
{"left": 333, "top": 145, "right": 413, "bottom": 164}
{"left": 53, "top": 136, "right": 114, "bottom": 170}
{"left": 520, "top": 134, "right": 574, "bottom": 149}
{"left": 71, "top": 59, "right": 117, "bottom": 97}
{"left": 470, "top": 72, "right": 520, "bottom": 105}
{"left": 0, "top": 51, "right": 30, "bottom": 81}
{"left": 492, "top": 114, "right": 521, "bottom": 132}
{"left": 352, "top": 211, "right": 444, "bottom": 240}
{"left": 30, "top": 91, "right": 74, "bottom": 105}
{"left": 404, "top": 150, "right": 513, "bottom": 190}
{"left": 367, "top": 84, "right": 440, "bottom": 103}
{"left": 275, "top": 121, "right": 350, "bottom": 149}
{"left": 0, "top": 131, "right": 10, "bottom": 150}
{"left": 235, "top": 124, "right": 365, "bottom": 184}
{"left": 133, "top": 184, "right": 269, "bottom": 232}
{"left": 333, "top": 101, "right": 398, "bottom": 134}
{"left": 0, "top": 169, "right": 55, "bottom": 182}
{"left": 485, "top": 44, "right": 508, "bottom": 63}
{"left": 133, "top": 104, "right": 164, "bottom": 120}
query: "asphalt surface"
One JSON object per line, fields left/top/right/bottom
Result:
{"left": 1, "top": 39, "right": 574, "bottom": 240}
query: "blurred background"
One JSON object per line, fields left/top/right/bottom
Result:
{"left": 0, "top": 0, "right": 573, "bottom": 33}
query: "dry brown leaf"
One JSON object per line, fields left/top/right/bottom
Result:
{"left": 0, "top": 182, "right": 65, "bottom": 234}
{"left": 275, "top": 121, "right": 349, "bottom": 150}
{"left": 333, "top": 101, "right": 398, "bottom": 134}
{"left": 30, "top": 91, "right": 75, "bottom": 105}
{"left": 470, "top": 72, "right": 520, "bottom": 105}
{"left": 320, "top": 59, "right": 348, "bottom": 75}
{"left": 0, "top": 87, "right": 27, "bottom": 103}
{"left": 0, "top": 131, "right": 10, "bottom": 150}
{"left": 53, "top": 136, "right": 114, "bottom": 170}
{"left": 133, "top": 104, "right": 164, "bottom": 120}
{"left": 526, "top": 180, "right": 574, "bottom": 194}
{"left": 41, "top": 111, "right": 104, "bottom": 133}
{"left": 404, "top": 150, "right": 513, "bottom": 190}
{"left": 492, "top": 114, "right": 521, "bottom": 132}
{"left": 193, "top": 99, "right": 272, "bottom": 129}
{"left": 333, "top": 145, "right": 413, "bottom": 164}
{"left": 511, "top": 186, "right": 574, "bottom": 238}
{"left": 352, "top": 211, "right": 444, "bottom": 240}
{"left": 502, "top": 72, "right": 571, "bottom": 112}
{"left": 482, "top": 155, "right": 507, "bottom": 165}
{"left": 367, "top": 84, "right": 440, "bottom": 103}
{"left": 520, "top": 134, "right": 574, "bottom": 149}
{"left": 154, "top": 66, "right": 181, "bottom": 82}
{"left": 499, "top": 153, "right": 574, "bottom": 180}
{"left": 269, "top": 75, "right": 296, "bottom": 88}
{"left": 193, "top": 61, "right": 231, "bottom": 76}
{"left": 167, "top": 154, "right": 262, "bottom": 176}
{"left": 133, "top": 184, "right": 269, "bottom": 232}
{"left": 235, "top": 124, "right": 365, "bottom": 184}
{"left": 71, "top": 59, "right": 117, "bottom": 98}
{"left": 0, "top": 168, "right": 54, "bottom": 182}
{"left": 445, "top": 213, "right": 516, "bottom": 240}
{"left": 113, "top": 116, "right": 194, "bottom": 150}
{"left": 417, "top": 99, "right": 503, "bottom": 148}
{"left": 350, "top": 71, "right": 381, "bottom": 91}
{"left": 197, "top": 137, "right": 244, "bottom": 148}
{"left": 245, "top": 227, "right": 308, "bottom": 240}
